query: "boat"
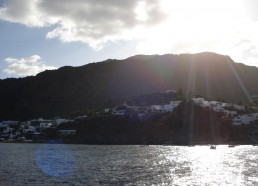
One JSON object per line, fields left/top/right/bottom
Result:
{"left": 228, "top": 142, "right": 236, "bottom": 148}
{"left": 140, "top": 145, "right": 149, "bottom": 147}
{"left": 210, "top": 145, "right": 216, "bottom": 149}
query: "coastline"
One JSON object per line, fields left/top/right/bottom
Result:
{"left": 1, "top": 140, "right": 257, "bottom": 146}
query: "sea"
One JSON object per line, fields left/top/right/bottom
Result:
{"left": 0, "top": 143, "right": 257, "bottom": 185}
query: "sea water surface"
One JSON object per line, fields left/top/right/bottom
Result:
{"left": 0, "top": 143, "right": 257, "bottom": 185}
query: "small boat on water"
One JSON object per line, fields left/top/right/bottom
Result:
{"left": 228, "top": 144, "right": 235, "bottom": 148}
{"left": 210, "top": 145, "right": 216, "bottom": 149}
{"left": 140, "top": 145, "right": 149, "bottom": 147}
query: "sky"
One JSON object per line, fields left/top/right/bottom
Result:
{"left": 1, "top": 0, "right": 258, "bottom": 79}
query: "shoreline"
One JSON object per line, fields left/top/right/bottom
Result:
{"left": 1, "top": 140, "right": 257, "bottom": 146}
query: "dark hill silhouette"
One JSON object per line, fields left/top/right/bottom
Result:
{"left": 0, "top": 52, "right": 258, "bottom": 120}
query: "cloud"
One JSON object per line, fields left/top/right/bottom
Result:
{"left": 1, "top": 0, "right": 258, "bottom": 67}
{"left": 3, "top": 55, "right": 57, "bottom": 77}
{"left": 0, "top": 0, "right": 167, "bottom": 49}
{"left": 136, "top": 0, "right": 258, "bottom": 66}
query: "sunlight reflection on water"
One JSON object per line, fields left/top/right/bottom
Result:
{"left": 162, "top": 145, "right": 256, "bottom": 185}
{"left": 0, "top": 144, "right": 257, "bottom": 185}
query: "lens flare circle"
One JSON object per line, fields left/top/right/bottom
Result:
{"left": 35, "top": 141, "right": 75, "bottom": 177}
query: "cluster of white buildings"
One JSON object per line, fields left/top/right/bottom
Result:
{"left": 150, "top": 101, "right": 182, "bottom": 113}
{"left": 0, "top": 118, "right": 73, "bottom": 139}
{"left": 232, "top": 113, "right": 258, "bottom": 125}
{"left": 107, "top": 100, "right": 182, "bottom": 121}
{"left": 192, "top": 98, "right": 258, "bottom": 125}
{"left": 2, "top": 95, "right": 257, "bottom": 140}
{"left": 0, "top": 121, "right": 18, "bottom": 138}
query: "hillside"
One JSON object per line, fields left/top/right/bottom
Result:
{"left": 1, "top": 52, "right": 258, "bottom": 120}
{"left": 55, "top": 101, "right": 252, "bottom": 145}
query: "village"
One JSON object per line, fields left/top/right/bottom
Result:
{"left": 191, "top": 97, "right": 258, "bottom": 125}
{"left": 1, "top": 90, "right": 258, "bottom": 143}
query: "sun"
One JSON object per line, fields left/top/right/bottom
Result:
{"left": 136, "top": 0, "right": 249, "bottom": 56}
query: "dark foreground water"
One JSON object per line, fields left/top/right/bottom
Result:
{"left": 0, "top": 143, "right": 257, "bottom": 185}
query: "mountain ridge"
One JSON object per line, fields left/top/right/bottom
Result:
{"left": 0, "top": 52, "right": 258, "bottom": 120}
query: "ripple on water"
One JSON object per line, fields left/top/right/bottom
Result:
{"left": 0, "top": 144, "right": 257, "bottom": 185}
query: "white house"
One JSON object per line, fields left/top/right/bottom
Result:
{"left": 39, "top": 123, "right": 52, "bottom": 129}
{"left": 170, "top": 101, "right": 181, "bottom": 107}
{"left": 245, "top": 113, "right": 258, "bottom": 122}
{"left": 0, "top": 121, "right": 18, "bottom": 127}
{"left": 28, "top": 118, "right": 55, "bottom": 126}
{"left": 232, "top": 113, "right": 258, "bottom": 125}
{"left": 233, "top": 115, "right": 251, "bottom": 125}
{"left": 164, "top": 104, "right": 173, "bottom": 112}
{"left": 224, "top": 110, "right": 237, "bottom": 117}
{"left": 151, "top": 101, "right": 180, "bottom": 113}
{"left": 213, "top": 105, "right": 225, "bottom": 113}
{"left": 0, "top": 126, "right": 11, "bottom": 138}
{"left": 112, "top": 105, "right": 128, "bottom": 116}
{"left": 0, "top": 126, "right": 12, "bottom": 133}
{"left": 232, "top": 117, "right": 242, "bottom": 125}
{"left": 201, "top": 101, "right": 210, "bottom": 108}
{"left": 112, "top": 110, "right": 126, "bottom": 115}
{"left": 233, "top": 104, "right": 245, "bottom": 111}
{"left": 209, "top": 101, "right": 218, "bottom": 108}
{"left": 151, "top": 105, "right": 163, "bottom": 112}
{"left": 55, "top": 119, "right": 73, "bottom": 125}
{"left": 104, "top": 108, "right": 111, "bottom": 113}
{"left": 240, "top": 115, "right": 252, "bottom": 124}
{"left": 248, "top": 113, "right": 258, "bottom": 121}
{"left": 23, "top": 126, "right": 37, "bottom": 133}
{"left": 192, "top": 98, "right": 205, "bottom": 105}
